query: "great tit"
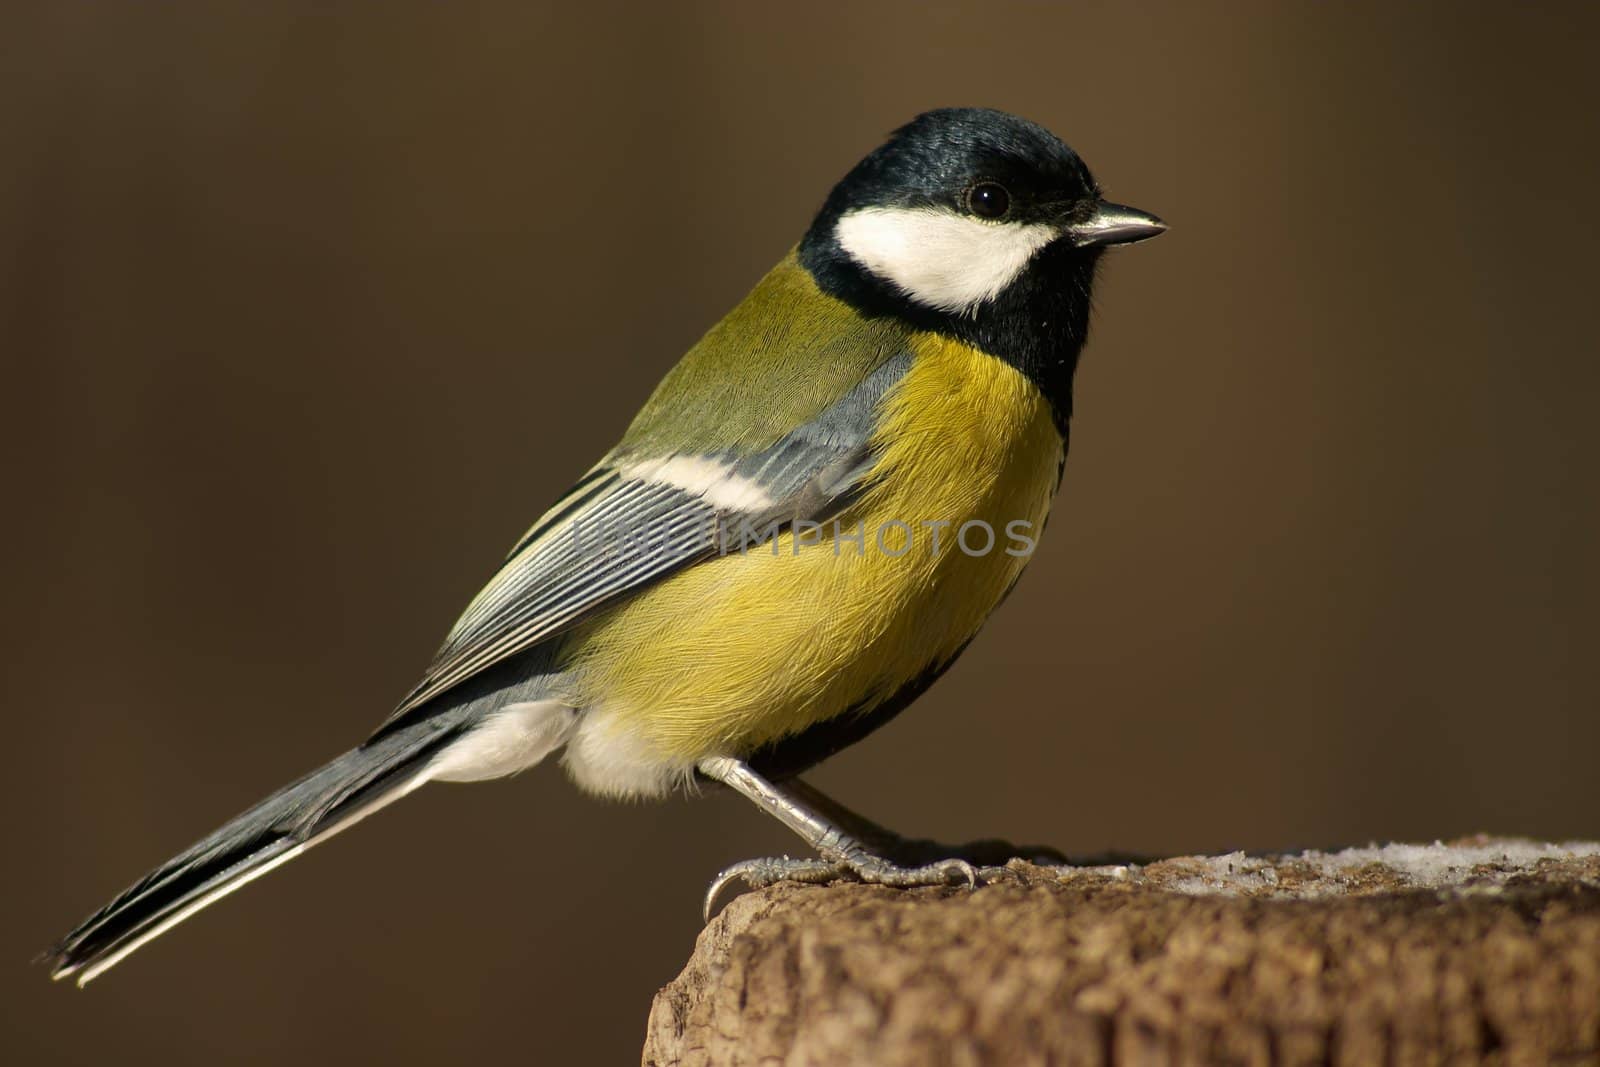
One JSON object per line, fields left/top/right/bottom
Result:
{"left": 48, "top": 107, "right": 1164, "bottom": 984}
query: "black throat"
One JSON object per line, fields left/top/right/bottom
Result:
{"left": 798, "top": 227, "right": 1100, "bottom": 436}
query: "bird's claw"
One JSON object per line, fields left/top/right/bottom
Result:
{"left": 702, "top": 853, "right": 981, "bottom": 921}
{"left": 841, "top": 852, "right": 981, "bottom": 890}
{"left": 703, "top": 856, "right": 844, "bottom": 920}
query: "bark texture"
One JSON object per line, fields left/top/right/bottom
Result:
{"left": 644, "top": 838, "right": 1600, "bottom": 1067}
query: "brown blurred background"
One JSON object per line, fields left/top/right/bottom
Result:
{"left": 4, "top": 2, "right": 1597, "bottom": 1063}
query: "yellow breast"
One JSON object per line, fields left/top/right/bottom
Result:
{"left": 561, "top": 333, "right": 1064, "bottom": 763}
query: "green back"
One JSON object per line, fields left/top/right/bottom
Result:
{"left": 615, "top": 251, "right": 911, "bottom": 458}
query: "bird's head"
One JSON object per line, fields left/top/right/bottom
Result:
{"left": 800, "top": 108, "right": 1164, "bottom": 420}
{"left": 803, "top": 107, "right": 1164, "bottom": 317}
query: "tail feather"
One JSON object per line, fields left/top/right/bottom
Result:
{"left": 46, "top": 717, "right": 468, "bottom": 985}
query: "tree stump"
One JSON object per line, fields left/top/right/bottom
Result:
{"left": 644, "top": 838, "right": 1600, "bottom": 1066}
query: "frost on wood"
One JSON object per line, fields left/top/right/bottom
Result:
{"left": 644, "top": 838, "right": 1600, "bottom": 1066}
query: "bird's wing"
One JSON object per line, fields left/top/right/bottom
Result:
{"left": 379, "top": 351, "right": 911, "bottom": 728}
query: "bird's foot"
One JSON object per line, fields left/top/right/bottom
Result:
{"left": 703, "top": 851, "right": 979, "bottom": 920}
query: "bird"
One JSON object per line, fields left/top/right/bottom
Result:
{"left": 46, "top": 107, "right": 1164, "bottom": 985}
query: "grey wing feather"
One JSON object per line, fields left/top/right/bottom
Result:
{"left": 379, "top": 352, "right": 911, "bottom": 727}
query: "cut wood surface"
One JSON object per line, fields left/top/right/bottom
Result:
{"left": 644, "top": 838, "right": 1600, "bottom": 1066}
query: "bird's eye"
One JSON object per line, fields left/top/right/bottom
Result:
{"left": 966, "top": 182, "right": 1011, "bottom": 220}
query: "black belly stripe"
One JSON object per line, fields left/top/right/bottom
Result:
{"left": 739, "top": 636, "right": 976, "bottom": 781}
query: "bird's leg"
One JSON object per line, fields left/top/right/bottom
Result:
{"left": 697, "top": 756, "right": 980, "bottom": 919}
{"left": 783, "top": 776, "right": 1074, "bottom": 868}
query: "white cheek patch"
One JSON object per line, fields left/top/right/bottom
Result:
{"left": 834, "top": 206, "right": 1058, "bottom": 314}
{"left": 622, "top": 455, "right": 774, "bottom": 511}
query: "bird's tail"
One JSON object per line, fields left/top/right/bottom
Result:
{"left": 46, "top": 715, "right": 471, "bottom": 986}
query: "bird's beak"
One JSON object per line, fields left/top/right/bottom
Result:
{"left": 1064, "top": 200, "right": 1167, "bottom": 248}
